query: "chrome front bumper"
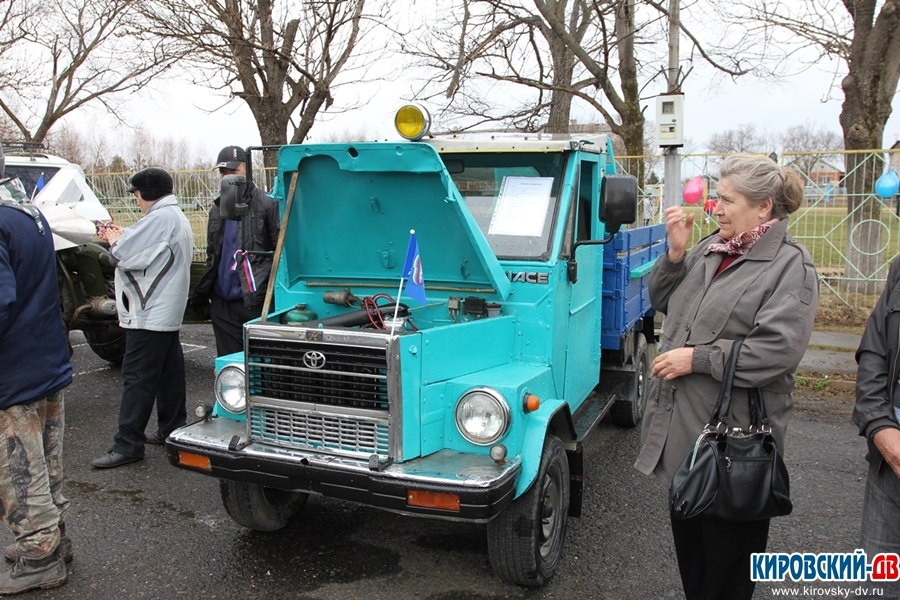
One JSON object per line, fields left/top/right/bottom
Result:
{"left": 167, "top": 418, "right": 521, "bottom": 522}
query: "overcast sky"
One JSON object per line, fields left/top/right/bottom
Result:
{"left": 69, "top": 47, "right": 900, "bottom": 166}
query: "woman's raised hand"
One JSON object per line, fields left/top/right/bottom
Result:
{"left": 664, "top": 206, "right": 693, "bottom": 262}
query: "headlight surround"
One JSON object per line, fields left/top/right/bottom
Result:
{"left": 215, "top": 365, "right": 247, "bottom": 414}
{"left": 454, "top": 388, "right": 510, "bottom": 445}
{"left": 394, "top": 103, "right": 431, "bottom": 141}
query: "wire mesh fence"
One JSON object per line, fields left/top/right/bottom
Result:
{"left": 617, "top": 149, "right": 900, "bottom": 316}
{"left": 88, "top": 150, "right": 900, "bottom": 315}
{"left": 86, "top": 168, "right": 278, "bottom": 262}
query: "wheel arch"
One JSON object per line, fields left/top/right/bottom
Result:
{"left": 516, "top": 400, "right": 576, "bottom": 497}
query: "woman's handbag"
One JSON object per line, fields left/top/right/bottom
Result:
{"left": 668, "top": 338, "right": 792, "bottom": 521}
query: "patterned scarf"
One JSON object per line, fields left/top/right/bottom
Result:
{"left": 708, "top": 218, "right": 779, "bottom": 256}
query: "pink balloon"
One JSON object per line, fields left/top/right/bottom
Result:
{"left": 683, "top": 175, "right": 704, "bottom": 204}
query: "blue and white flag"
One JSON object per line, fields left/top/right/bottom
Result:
{"left": 30, "top": 172, "right": 46, "bottom": 201}
{"left": 402, "top": 231, "right": 426, "bottom": 305}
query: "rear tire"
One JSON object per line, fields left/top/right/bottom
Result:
{"left": 610, "top": 333, "right": 650, "bottom": 428}
{"left": 487, "top": 435, "right": 570, "bottom": 586}
{"left": 219, "top": 480, "right": 308, "bottom": 532}
{"left": 84, "top": 325, "right": 127, "bottom": 364}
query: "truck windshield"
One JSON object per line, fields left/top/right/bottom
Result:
{"left": 442, "top": 152, "right": 565, "bottom": 260}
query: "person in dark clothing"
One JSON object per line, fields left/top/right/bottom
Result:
{"left": 0, "top": 142, "right": 73, "bottom": 593}
{"left": 190, "top": 146, "right": 280, "bottom": 356}
{"left": 854, "top": 255, "right": 900, "bottom": 598}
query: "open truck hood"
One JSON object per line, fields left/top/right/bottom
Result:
{"left": 277, "top": 142, "right": 511, "bottom": 299}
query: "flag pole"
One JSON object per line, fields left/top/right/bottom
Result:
{"left": 391, "top": 229, "right": 415, "bottom": 335}
{"left": 390, "top": 277, "right": 404, "bottom": 336}
{"left": 30, "top": 172, "right": 44, "bottom": 202}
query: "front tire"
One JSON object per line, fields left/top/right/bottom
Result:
{"left": 487, "top": 435, "right": 570, "bottom": 586}
{"left": 219, "top": 480, "right": 308, "bottom": 532}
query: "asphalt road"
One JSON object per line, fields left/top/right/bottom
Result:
{"left": 15, "top": 325, "right": 869, "bottom": 600}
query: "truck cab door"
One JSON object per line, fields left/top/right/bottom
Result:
{"left": 562, "top": 159, "right": 602, "bottom": 404}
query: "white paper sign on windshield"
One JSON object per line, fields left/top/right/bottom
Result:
{"left": 488, "top": 176, "right": 553, "bottom": 237}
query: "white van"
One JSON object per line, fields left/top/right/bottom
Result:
{"left": 3, "top": 143, "right": 111, "bottom": 222}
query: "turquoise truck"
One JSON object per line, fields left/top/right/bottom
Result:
{"left": 167, "top": 105, "right": 666, "bottom": 586}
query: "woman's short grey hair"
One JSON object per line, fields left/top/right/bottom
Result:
{"left": 719, "top": 154, "right": 804, "bottom": 218}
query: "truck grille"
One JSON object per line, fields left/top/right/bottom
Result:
{"left": 249, "top": 404, "right": 390, "bottom": 456}
{"left": 243, "top": 327, "right": 397, "bottom": 460}
{"left": 247, "top": 338, "right": 388, "bottom": 410}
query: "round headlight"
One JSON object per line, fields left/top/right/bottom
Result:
{"left": 455, "top": 388, "right": 510, "bottom": 445}
{"left": 394, "top": 104, "right": 431, "bottom": 141}
{"left": 215, "top": 365, "right": 246, "bottom": 414}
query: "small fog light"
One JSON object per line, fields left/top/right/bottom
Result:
{"left": 490, "top": 444, "right": 508, "bottom": 466}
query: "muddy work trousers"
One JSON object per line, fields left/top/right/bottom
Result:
{"left": 0, "top": 390, "right": 68, "bottom": 560}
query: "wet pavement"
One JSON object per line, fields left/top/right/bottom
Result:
{"left": 9, "top": 325, "right": 869, "bottom": 600}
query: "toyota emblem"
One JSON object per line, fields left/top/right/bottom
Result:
{"left": 302, "top": 350, "right": 327, "bottom": 369}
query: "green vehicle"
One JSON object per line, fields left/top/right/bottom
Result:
{"left": 167, "top": 106, "right": 666, "bottom": 586}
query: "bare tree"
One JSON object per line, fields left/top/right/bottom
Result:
{"left": 779, "top": 121, "right": 843, "bottom": 180}
{"left": 143, "top": 0, "right": 386, "bottom": 148}
{"left": 706, "top": 123, "right": 766, "bottom": 154}
{"left": 723, "top": 0, "right": 900, "bottom": 291}
{"left": 403, "top": 0, "right": 752, "bottom": 184}
{"left": 0, "top": 0, "right": 184, "bottom": 143}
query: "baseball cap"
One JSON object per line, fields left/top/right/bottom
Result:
{"left": 214, "top": 146, "right": 247, "bottom": 170}
{"left": 126, "top": 167, "right": 174, "bottom": 195}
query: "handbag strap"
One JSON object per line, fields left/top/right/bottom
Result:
{"left": 707, "top": 338, "right": 744, "bottom": 429}
{"left": 706, "top": 338, "right": 768, "bottom": 432}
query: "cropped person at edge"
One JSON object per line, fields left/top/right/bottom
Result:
{"left": 0, "top": 142, "right": 73, "bottom": 593}
{"left": 91, "top": 167, "right": 193, "bottom": 469}
{"left": 634, "top": 154, "right": 819, "bottom": 600}
{"left": 853, "top": 253, "right": 900, "bottom": 598}
{"left": 190, "top": 146, "right": 279, "bottom": 357}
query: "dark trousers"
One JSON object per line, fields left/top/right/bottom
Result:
{"left": 112, "top": 329, "right": 186, "bottom": 458}
{"left": 670, "top": 514, "right": 770, "bottom": 600}
{"left": 210, "top": 295, "right": 261, "bottom": 357}
{"left": 859, "top": 458, "right": 900, "bottom": 597}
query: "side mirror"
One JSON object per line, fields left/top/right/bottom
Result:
{"left": 219, "top": 174, "right": 248, "bottom": 220}
{"left": 599, "top": 174, "right": 637, "bottom": 236}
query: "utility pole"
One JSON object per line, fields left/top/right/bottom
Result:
{"left": 662, "top": 0, "right": 682, "bottom": 209}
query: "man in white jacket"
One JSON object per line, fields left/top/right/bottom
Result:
{"left": 92, "top": 167, "right": 193, "bottom": 469}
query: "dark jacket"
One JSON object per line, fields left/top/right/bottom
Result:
{"left": 635, "top": 218, "right": 819, "bottom": 484}
{"left": 853, "top": 255, "right": 900, "bottom": 468}
{"left": 191, "top": 183, "right": 279, "bottom": 310}
{"left": 0, "top": 204, "right": 73, "bottom": 409}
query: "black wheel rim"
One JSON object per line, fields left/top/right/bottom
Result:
{"left": 538, "top": 458, "right": 564, "bottom": 560}
{"left": 263, "top": 487, "right": 297, "bottom": 508}
{"left": 635, "top": 347, "right": 648, "bottom": 416}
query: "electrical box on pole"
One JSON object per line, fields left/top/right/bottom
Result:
{"left": 657, "top": 93, "right": 684, "bottom": 147}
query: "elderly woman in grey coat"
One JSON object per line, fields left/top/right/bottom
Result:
{"left": 634, "top": 154, "right": 819, "bottom": 600}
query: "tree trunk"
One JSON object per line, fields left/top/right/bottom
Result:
{"left": 615, "top": 0, "right": 644, "bottom": 183}
{"left": 839, "top": 0, "right": 900, "bottom": 295}
{"left": 546, "top": 9, "right": 575, "bottom": 134}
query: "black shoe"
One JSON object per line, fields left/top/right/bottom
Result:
{"left": 145, "top": 433, "right": 166, "bottom": 446}
{"left": 91, "top": 452, "right": 142, "bottom": 469}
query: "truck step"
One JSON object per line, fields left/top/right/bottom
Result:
{"left": 572, "top": 392, "right": 615, "bottom": 441}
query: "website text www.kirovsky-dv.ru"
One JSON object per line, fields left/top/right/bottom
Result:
{"left": 752, "top": 550, "right": 899, "bottom": 584}
{"left": 770, "top": 586, "right": 883, "bottom": 597}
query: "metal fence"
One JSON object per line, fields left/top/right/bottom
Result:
{"left": 88, "top": 149, "right": 900, "bottom": 317}
{"left": 86, "top": 168, "right": 278, "bottom": 263}
{"left": 617, "top": 149, "right": 900, "bottom": 318}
